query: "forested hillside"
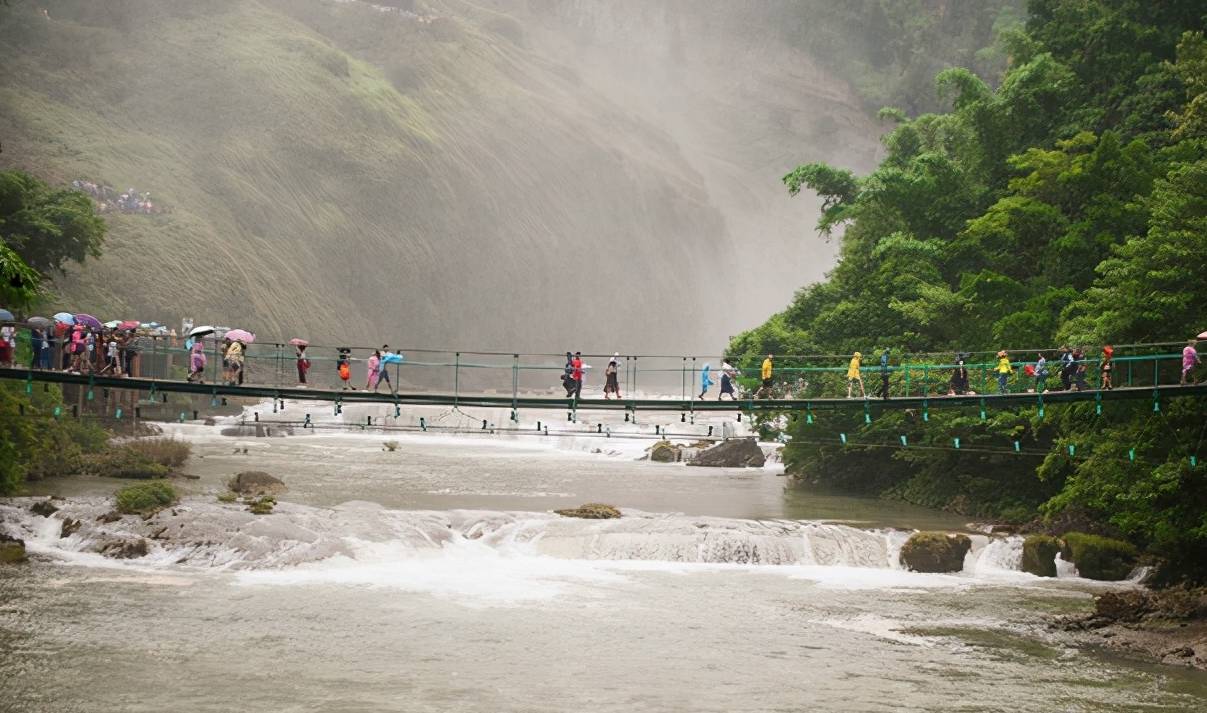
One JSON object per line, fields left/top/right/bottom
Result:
{"left": 731, "top": 1, "right": 1207, "bottom": 581}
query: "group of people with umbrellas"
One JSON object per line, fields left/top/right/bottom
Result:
{"left": 0, "top": 310, "right": 166, "bottom": 376}
{"left": 184, "top": 325, "right": 256, "bottom": 386}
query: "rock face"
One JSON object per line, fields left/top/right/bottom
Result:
{"left": 97, "top": 537, "right": 149, "bottom": 559}
{"left": 1021, "top": 534, "right": 1061, "bottom": 577}
{"left": 230, "top": 471, "right": 286, "bottom": 496}
{"left": 899, "top": 532, "right": 972, "bottom": 573}
{"left": 0, "top": 533, "right": 27, "bottom": 564}
{"left": 1061, "top": 532, "right": 1137, "bottom": 580}
{"left": 688, "top": 438, "right": 765, "bottom": 468}
{"left": 554, "top": 503, "right": 622, "bottom": 519}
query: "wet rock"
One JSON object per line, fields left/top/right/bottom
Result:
{"left": 688, "top": 438, "right": 766, "bottom": 468}
{"left": 899, "top": 532, "right": 971, "bottom": 573}
{"left": 60, "top": 518, "right": 82, "bottom": 538}
{"left": 98, "top": 537, "right": 149, "bottom": 559}
{"left": 29, "top": 500, "right": 59, "bottom": 517}
{"left": 554, "top": 503, "right": 621, "bottom": 519}
{"left": 0, "top": 533, "right": 27, "bottom": 564}
{"left": 203, "top": 418, "right": 217, "bottom": 426}
{"left": 1095, "top": 591, "right": 1152, "bottom": 622}
{"left": 97, "top": 510, "right": 122, "bottom": 524}
{"left": 1061, "top": 532, "right": 1137, "bottom": 581}
{"left": 230, "top": 471, "right": 286, "bottom": 496}
{"left": 647, "top": 441, "right": 680, "bottom": 463}
{"left": 1021, "top": 534, "right": 1061, "bottom": 577}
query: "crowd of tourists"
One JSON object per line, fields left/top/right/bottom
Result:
{"left": 71, "top": 180, "right": 164, "bottom": 215}
{"left": 0, "top": 321, "right": 160, "bottom": 376}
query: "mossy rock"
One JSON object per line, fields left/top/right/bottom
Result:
{"left": 247, "top": 496, "right": 276, "bottom": 515}
{"left": 216, "top": 491, "right": 238, "bottom": 503}
{"left": 229, "top": 471, "right": 285, "bottom": 496}
{"left": 1060, "top": 532, "right": 1137, "bottom": 581}
{"left": 899, "top": 531, "right": 971, "bottom": 573}
{"left": 554, "top": 503, "right": 621, "bottom": 519}
{"left": 0, "top": 534, "right": 27, "bottom": 564}
{"left": 1021, "top": 535, "right": 1061, "bottom": 577}
{"left": 115, "top": 481, "right": 178, "bottom": 515}
{"left": 648, "top": 441, "right": 680, "bottom": 463}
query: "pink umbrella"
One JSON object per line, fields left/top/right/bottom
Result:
{"left": 1198, "top": 331, "right": 1207, "bottom": 340}
{"left": 119, "top": 320, "right": 140, "bottom": 331}
{"left": 74, "top": 313, "right": 103, "bottom": 330}
{"left": 224, "top": 328, "right": 255, "bottom": 344}
{"left": 289, "top": 338, "right": 309, "bottom": 347}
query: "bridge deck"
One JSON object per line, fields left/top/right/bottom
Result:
{"left": 4, "top": 368, "right": 1205, "bottom": 413}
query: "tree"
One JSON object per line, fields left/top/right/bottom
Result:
{"left": 0, "top": 170, "right": 106, "bottom": 276}
{"left": 0, "top": 242, "right": 39, "bottom": 308}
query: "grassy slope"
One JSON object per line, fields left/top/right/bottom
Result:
{"left": 0, "top": 0, "right": 731, "bottom": 353}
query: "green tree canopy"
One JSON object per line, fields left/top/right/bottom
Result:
{"left": 0, "top": 169, "right": 105, "bottom": 277}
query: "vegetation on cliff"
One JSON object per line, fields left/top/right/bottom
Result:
{"left": 732, "top": 1, "right": 1207, "bottom": 582}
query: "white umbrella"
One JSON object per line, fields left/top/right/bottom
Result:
{"left": 189, "top": 325, "right": 216, "bottom": 338}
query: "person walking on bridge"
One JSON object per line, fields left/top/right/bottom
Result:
{"left": 571, "top": 352, "right": 584, "bottom": 400}
{"left": 719, "top": 360, "right": 738, "bottom": 400}
{"left": 376, "top": 346, "right": 393, "bottom": 394}
{"left": 295, "top": 344, "right": 310, "bottom": 386}
{"left": 698, "top": 362, "right": 713, "bottom": 399}
{"left": 995, "top": 350, "right": 1013, "bottom": 394}
{"left": 949, "top": 353, "right": 970, "bottom": 395}
{"left": 1058, "top": 346, "right": 1075, "bottom": 390}
{"left": 875, "top": 348, "right": 890, "bottom": 399}
{"left": 1099, "top": 345, "right": 1114, "bottom": 390}
{"left": 187, "top": 339, "right": 207, "bottom": 383}
{"left": 1034, "top": 352, "right": 1049, "bottom": 393}
{"left": 756, "top": 354, "right": 773, "bottom": 399}
{"left": 1182, "top": 340, "right": 1200, "bottom": 385}
{"left": 603, "top": 354, "right": 621, "bottom": 399}
{"left": 365, "top": 350, "right": 379, "bottom": 391}
{"left": 846, "top": 351, "right": 865, "bottom": 399}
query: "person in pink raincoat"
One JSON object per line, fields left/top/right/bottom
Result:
{"left": 1182, "top": 340, "right": 1201, "bottom": 385}
{"left": 365, "top": 350, "right": 380, "bottom": 391}
{"left": 188, "top": 339, "right": 207, "bottom": 383}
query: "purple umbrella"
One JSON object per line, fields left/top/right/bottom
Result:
{"left": 74, "top": 313, "right": 103, "bottom": 330}
{"left": 224, "top": 328, "right": 255, "bottom": 344}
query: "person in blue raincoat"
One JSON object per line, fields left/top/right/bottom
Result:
{"left": 698, "top": 363, "right": 714, "bottom": 399}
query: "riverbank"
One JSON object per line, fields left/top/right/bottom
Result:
{"left": 1059, "top": 588, "right": 1207, "bottom": 671}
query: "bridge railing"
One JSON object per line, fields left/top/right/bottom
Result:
{"left": 2, "top": 321, "right": 1199, "bottom": 402}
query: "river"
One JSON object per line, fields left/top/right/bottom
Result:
{"left": 2, "top": 417, "right": 1206, "bottom": 711}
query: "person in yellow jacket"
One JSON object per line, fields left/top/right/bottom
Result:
{"left": 846, "top": 351, "right": 865, "bottom": 398}
{"left": 995, "top": 350, "right": 1013, "bottom": 394}
{"left": 756, "top": 354, "right": 774, "bottom": 399}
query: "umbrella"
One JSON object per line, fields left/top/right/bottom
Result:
{"left": 104, "top": 320, "right": 122, "bottom": 329}
{"left": 27, "top": 316, "right": 52, "bottom": 329}
{"left": 189, "top": 325, "right": 215, "bottom": 338}
{"left": 0, "top": 308, "right": 14, "bottom": 322}
{"left": 289, "top": 338, "right": 309, "bottom": 347}
{"left": 224, "top": 328, "right": 255, "bottom": 344}
{"left": 53, "top": 312, "right": 75, "bottom": 325}
{"left": 74, "top": 313, "right": 103, "bottom": 330}
{"left": 120, "top": 320, "right": 140, "bottom": 331}
{"left": 1198, "top": 331, "right": 1207, "bottom": 340}
{"left": 381, "top": 352, "right": 404, "bottom": 365}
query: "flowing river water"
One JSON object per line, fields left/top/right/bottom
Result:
{"left": 2, "top": 414, "right": 1206, "bottom": 712}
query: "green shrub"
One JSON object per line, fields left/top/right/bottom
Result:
{"left": 122, "top": 438, "right": 191, "bottom": 469}
{"left": 1061, "top": 532, "right": 1138, "bottom": 581}
{"left": 216, "top": 491, "right": 237, "bottom": 503}
{"left": 115, "top": 481, "right": 178, "bottom": 515}
{"left": 247, "top": 496, "right": 275, "bottom": 515}
{"left": 1021, "top": 535, "right": 1060, "bottom": 577}
{"left": 83, "top": 448, "right": 169, "bottom": 479}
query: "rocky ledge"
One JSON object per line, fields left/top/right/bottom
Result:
{"left": 1058, "top": 588, "right": 1207, "bottom": 670}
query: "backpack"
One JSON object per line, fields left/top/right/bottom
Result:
{"left": 338, "top": 363, "right": 350, "bottom": 380}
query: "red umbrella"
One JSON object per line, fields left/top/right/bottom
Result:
{"left": 120, "top": 320, "right": 140, "bottom": 331}
{"left": 289, "top": 338, "right": 309, "bottom": 347}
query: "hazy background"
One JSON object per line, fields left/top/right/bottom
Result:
{"left": 1, "top": 0, "right": 1013, "bottom": 354}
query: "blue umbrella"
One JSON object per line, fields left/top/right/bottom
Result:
{"left": 53, "top": 312, "right": 75, "bottom": 325}
{"left": 0, "top": 309, "right": 14, "bottom": 322}
{"left": 381, "top": 353, "right": 404, "bottom": 365}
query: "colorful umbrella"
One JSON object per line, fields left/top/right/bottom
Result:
{"left": 0, "top": 309, "right": 14, "bottom": 322}
{"left": 53, "top": 312, "right": 75, "bottom": 325}
{"left": 381, "top": 352, "right": 404, "bottom": 365}
{"left": 104, "top": 320, "right": 122, "bottom": 329}
{"left": 189, "top": 325, "right": 215, "bottom": 338}
{"left": 224, "top": 328, "right": 255, "bottom": 344}
{"left": 1198, "top": 331, "right": 1207, "bottom": 340}
{"left": 289, "top": 338, "right": 309, "bottom": 347}
{"left": 120, "top": 320, "right": 141, "bottom": 330}
{"left": 27, "top": 316, "right": 53, "bottom": 329}
{"left": 74, "top": 313, "right": 103, "bottom": 330}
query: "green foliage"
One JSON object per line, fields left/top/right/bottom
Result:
{"left": 1060, "top": 532, "right": 1138, "bottom": 581}
{"left": 216, "top": 491, "right": 237, "bottom": 503}
{"left": 0, "top": 382, "right": 108, "bottom": 494}
{"left": 247, "top": 495, "right": 276, "bottom": 515}
{"left": 0, "top": 170, "right": 105, "bottom": 276}
{"left": 739, "top": 1, "right": 1207, "bottom": 581}
{"left": 82, "top": 448, "right": 169, "bottom": 480}
{"left": 0, "top": 241, "right": 40, "bottom": 307}
{"left": 115, "top": 481, "right": 177, "bottom": 515}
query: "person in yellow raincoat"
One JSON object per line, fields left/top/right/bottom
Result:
{"left": 846, "top": 351, "right": 865, "bottom": 398}
{"left": 995, "top": 350, "right": 1013, "bottom": 394}
{"left": 756, "top": 354, "right": 774, "bottom": 399}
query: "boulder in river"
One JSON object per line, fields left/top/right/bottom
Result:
{"left": 230, "top": 471, "right": 286, "bottom": 496}
{"left": 0, "top": 533, "right": 27, "bottom": 564}
{"left": 554, "top": 503, "right": 621, "bottom": 519}
{"left": 648, "top": 441, "right": 681, "bottom": 463}
{"left": 60, "top": 518, "right": 82, "bottom": 538}
{"left": 1060, "top": 532, "right": 1137, "bottom": 581}
{"left": 687, "top": 438, "right": 765, "bottom": 468}
{"left": 899, "top": 532, "right": 971, "bottom": 573}
{"left": 1021, "top": 534, "right": 1061, "bottom": 577}
{"left": 97, "top": 537, "right": 149, "bottom": 559}
{"left": 29, "top": 499, "right": 59, "bottom": 517}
